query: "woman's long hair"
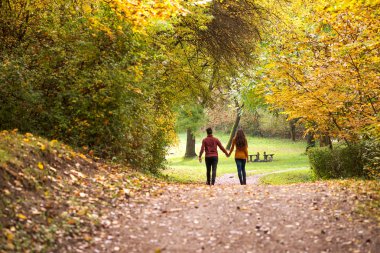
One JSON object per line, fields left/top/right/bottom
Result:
{"left": 235, "top": 129, "right": 247, "bottom": 149}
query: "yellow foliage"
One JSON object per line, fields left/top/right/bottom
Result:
{"left": 105, "top": 0, "right": 186, "bottom": 33}
{"left": 260, "top": 0, "right": 380, "bottom": 140}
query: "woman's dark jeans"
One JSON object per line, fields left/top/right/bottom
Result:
{"left": 235, "top": 158, "right": 247, "bottom": 185}
{"left": 205, "top": 156, "right": 218, "bottom": 185}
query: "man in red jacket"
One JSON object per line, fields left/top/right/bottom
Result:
{"left": 198, "top": 127, "right": 229, "bottom": 185}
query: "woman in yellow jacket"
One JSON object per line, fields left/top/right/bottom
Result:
{"left": 228, "top": 129, "right": 248, "bottom": 185}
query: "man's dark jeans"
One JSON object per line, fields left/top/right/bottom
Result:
{"left": 235, "top": 158, "right": 247, "bottom": 185}
{"left": 205, "top": 156, "right": 218, "bottom": 185}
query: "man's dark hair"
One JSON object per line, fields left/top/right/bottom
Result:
{"left": 206, "top": 128, "right": 212, "bottom": 135}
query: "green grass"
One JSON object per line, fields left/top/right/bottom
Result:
{"left": 164, "top": 132, "right": 310, "bottom": 183}
{"left": 259, "top": 168, "right": 316, "bottom": 185}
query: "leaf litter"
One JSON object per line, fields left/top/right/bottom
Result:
{"left": 0, "top": 130, "right": 379, "bottom": 252}
{"left": 0, "top": 130, "right": 168, "bottom": 252}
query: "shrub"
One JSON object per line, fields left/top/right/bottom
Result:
{"left": 308, "top": 145, "right": 364, "bottom": 179}
{"left": 362, "top": 139, "right": 380, "bottom": 180}
{"left": 0, "top": 2, "right": 177, "bottom": 173}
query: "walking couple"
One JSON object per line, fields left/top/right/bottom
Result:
{"left": 198, "top": 127, "right": 248, "bottom": 185}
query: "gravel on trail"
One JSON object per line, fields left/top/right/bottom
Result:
{"left": 89, "top": 180, "right": 379, "bottom": 253}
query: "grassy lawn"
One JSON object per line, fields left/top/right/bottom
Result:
{"left": 164, "top": 132, "right": 310, "bottom": 183}
{"left": 259, "top": 168, "right": 315, "bottom": 185}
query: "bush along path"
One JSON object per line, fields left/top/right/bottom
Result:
{"left": 1, "top": 131, "right": 379, "bottom": 252}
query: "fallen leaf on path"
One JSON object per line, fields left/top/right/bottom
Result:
{"left": 16, "top": 213, "right": 27, "bottom": 220}
{"left": 37, "top": 162, "right": 44, "bottom": 170}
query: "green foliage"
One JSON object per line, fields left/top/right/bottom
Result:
{"left": 175, "top": 104, "right": 206, "bottom": 133}
{"left": 362, "top": 139, "right": 380, "bottom": 180}
{"left": 0, "top": 0, "right": 277, "bottom": 172}
{"left": 0, "top": 1, "right": 191, "bottom": 172}
{"left": 243, "top": 88, "right": 266, "bottom": 112}
{"left": 308, "top": 146, "right": 364, "bottom": 179}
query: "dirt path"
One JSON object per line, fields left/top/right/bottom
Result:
{"left": 88, "top": 182, "right": 379, "bottom": 253}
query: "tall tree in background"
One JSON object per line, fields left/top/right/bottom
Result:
{"left": 192, "top": 0, "right": 269, "bottom": 150}
{"left": 176, "top": 104, "right": 206, "bottom": 157}
{"left": 225, "top": 76, "right": 245, "bottom": 150}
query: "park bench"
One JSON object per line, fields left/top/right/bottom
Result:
{"left": 248, "top": 153, "right": 260, "bottom": 162}
{"left": 263, "top": 152, "right": 274, "bottom": 162}
{"left": 248, "top": 152, "right": 274, "bottom": 162}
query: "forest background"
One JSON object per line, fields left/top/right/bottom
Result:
{"left": 1, "top": 0, "right": 379, "bottom": 179}
{"left": 1, "top": 1, "right": 380, "bottom": 251}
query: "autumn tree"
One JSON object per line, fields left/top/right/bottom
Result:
{"left": 0, "top": 0, "right": 194, "bottom": 171}
{"left": 175, "top": 104, "right": 206, "bottom": 157}
{"left": 174, "top": 0, "right": 270, "bottom": 153}
{"left": 254, "top": 0, "right": 379, "bottom": 144}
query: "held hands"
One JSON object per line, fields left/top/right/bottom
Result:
{"left": 198, "top": 156, "right": 202, "bottom": 163}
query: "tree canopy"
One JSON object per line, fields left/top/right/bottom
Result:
{"left": 1, "top": 0, "right": 379, "bottom": 171}
{"left": 254, "top": 0, "right": 380, "bottom": 142}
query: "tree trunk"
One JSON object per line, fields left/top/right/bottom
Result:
{"left": 185, "top": 128, "right": 197, "bottom": 157}
{"left": 226, "top": 105, "right": 243, "bottom": 150}
{"left": 289, "top": 119, "right": 297, "bottom": 142}
{"left": 319, "top": 135, "right": 332, "bottom": 149}
{"left": 289, "top": 117, "right": 301, "bottom": 141}
{"left": 306, "top": 132, "right": 315, "bottom": 151}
